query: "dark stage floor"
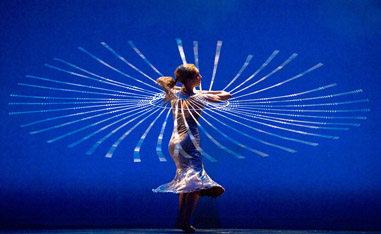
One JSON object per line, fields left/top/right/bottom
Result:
{"left": 0, "top": 229, "right": 379, "bottom": 234}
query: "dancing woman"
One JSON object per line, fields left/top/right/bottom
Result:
{"left": 153, "top": 64, "right": 231, "bottom": 232}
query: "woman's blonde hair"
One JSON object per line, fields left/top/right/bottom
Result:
{"left": 156, "top": 64, "right": 199, "bottom": 101}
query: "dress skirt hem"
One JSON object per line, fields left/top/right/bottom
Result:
{"left": 152, "top": 185, "right": 224, "bottom": 198}
{"left": 152, "top": 168, "right": 225, "bottom": 198}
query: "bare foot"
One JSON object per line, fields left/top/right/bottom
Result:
{"left": 175, "top": 222, "right": 196, "bottom": 233}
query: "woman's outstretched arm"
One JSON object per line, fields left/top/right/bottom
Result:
{"left": 197, "top": 90, "right": 231, "bottom": 102}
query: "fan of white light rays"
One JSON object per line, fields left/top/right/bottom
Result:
{"left": 9, "top": 39, "right": 369, "bottom": 162}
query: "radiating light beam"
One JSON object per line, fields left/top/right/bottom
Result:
{"left": 17, "top": 83, "right": 131, "bottom": 98}
{"left": 172, "top": 100, "right": 195, "bottom": 159}
{"left": 9, "top": 99, "right": 141, "bottom": 106}
{"left": 204, "top": 100, "right": 321, "bottom": 145}
{"left": 9, "top": 101, "right": 130, "bottom": 115}
{"left": 186, "top": 100, "right": 249, "bottom": 158}
{"left": 156, "top": 107, "right": 173, "bottom": 162}
{"left": 134, "top": 104, "right": 168, "bottom": 162}
{"left": 68, "top": 105, "right": 156, "bottom": 148}
{"left": 232, "top": 63, "right": 324, "bottom": 100}
{"left": 187, "top": 99, "right": 268, "bottom": 157}
{"left": 27, "top": 74, "right": 150, "bottom": 97}
{"left": 78, "top": 47, "right": 161, "bottom": 91}
{"left": 208, "top": 41, "right": 223, "bottom": 91}
{"left": 237, "top": 99, "right": 369, "bottom": 108}
{"left": 20, "top": 104, "right": 136, "bottom": 127}
{"left": 228, "top": 108, "right": 359, "bottom": 127}
{"left": 106, "top": 108, "right": 161, "bottom": 159}
{"left": 10, "top": 94, "right": 142, "bottom": 101}
{"left": 222, "top": 55, "right": 253, "bottom": 91}
{"left": 232, "top": 53, "right": 298, "bottom": 95}
{"left": 222, "top": 108, "right": 350, "bottom": 130}
{"left": 216, "top": 107, "right": 344, "bottom": 139}
{"left": 229, "top": 50, "right": 279, "bottom": 93}
{"left": 193, "top": 41, "right": 201, "bottom": 90}
{"left": 30, "top": 103, "right": 148, "bottom": 135}
{"left": 232, "top": 106, "right": 370, "bottom": 113}
{"left": 176, "top": 38, "right": 187, "bottom": 65}
{"left": 238, "top": 83, "right": 338, "bottom": 102}
{"left": 53, "top": 58, "right": 154, "bottom": 94}
{"left": 101, "top": 42, "right": 157, "bottom": 83}
{"left": 128, "top": 41, "right": 164, "bottom": 77}
{"left": 193, "top": 41, "right": 199, "bottom": 70}
{"left": 179, "top": 100, "right": 217, "bottom": 161}
{"left": 198, "top": 101, "right": 299, "bottom": 152}
{"left": 87, "top": 106, "right": 157, "bottom": 155}
{"left": 227, "top": 108, "right": 367, "bottom": 120}
{"left": 46, "top": 105, "right": 151, "bottom": 143}
{"left": 241, "top": 89, "right": 363, "bottom": 104}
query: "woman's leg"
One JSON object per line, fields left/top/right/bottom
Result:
{"left": 176, "top": 191, "right": 200, "bottom": 233}
{"left": 184, "top": 191, "right": 200, "bottom": 225}
{"left": 176, "top": 193, "right": 187, "bottom": 226}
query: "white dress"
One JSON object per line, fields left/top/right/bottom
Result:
{"left": 152, "top": 92, "right": 225, "bottom": 197}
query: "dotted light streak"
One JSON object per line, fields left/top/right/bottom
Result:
{"left": 241, "top": 89, "right": 363, "bottom": 104}
{"left": 19, "top": 103, "right": 139, "bottom": 128}
{"left": 106, "top": 108, "right": 161, "bottom": 159}
{"left": 227, "top": 109, "right": 357, "bottom": 128}
{"left": 9, "top": 102, "right": 130, "bottom": 115}
{"left": 232, "top": 53, "right": 298, "bottom": 95}
{"left": 68, "top": 105, "right": 156, "bottom": 148}
{"left": 220, "top": 108, "right": 350, "bottom": 131}
{"left": 237, "top": 99, "right": 369, "bottom": 109}
{"left": 203, "top": 101, "right": 321, "bottom": 145}
{"left": 176, "top": 38, "right": 187, "bottom": 65}
{"left": 237, "top": 83, "right": 338, "bottom": 102}
{"left": 208, "top": 41, "right": 223, "bottom": 91}
{"left": 235, "top": 106, "right": 370, "bottom": 113}
{"left": 17, "top": 83, "right": 132, "bottom": 98}
{"left": 156, "top": 107, "right": 173, "bottom": 162}
{"left": 231, "top": 108, "right": 367, "bottom": 120}
{"left": 133, "top": 104, "right": 168, "bottom": 162}
{"left": 171, "top": 100, "right": 180, "bottom": 159}
{"left": 52, "top": 58, "right": 153, "bottom": 94}
{"left": 198, "top": 100, "right": 299, "bottom": 153}
{"left": 186, "top": 99, "right": 267, "bottom": 158}
{"left": 87, "top": 105, "right": 158, "bottom": 156}
{"left": 185, "top": 101, "right": 245, "bottom": 159}
{"left": 9, "top": 99, "right": 141, "bottom": 106}
{"left": 229, "top": 50, "right": 279, "bottom": 93}
{"left": 30, "top": 103, "right": 142, "bottom": 135}
{"left": 10, "top": 94, "right": 143, "bottom": 101}
{"left": 222, "top": 55, "right": 253, "bottom": 91}
{"left": 128, "top": 41, "right": 164, "bottom": 77}
{"left": 193, "top": 41, "right": 199, "bottom": 70}
{"left": 193, "top": 41, "right": 201, "bottom": 91}
{"left": 172, "top": 99, "right": 198, "bottom": 160}
{"left": 232, "top": 63, "right": 324, "bottom": 100}
{"left": 78, "top": 47, "right": 162, "bottom": 91}
{"left": 208, "top": 111, "right": 335, "bottom": 141}
{"left": 101, "top": 42, "right": 157, "bottom": 83}
{"left": 241, "top": 113, "right": 361, "bottom": 127}
{"left": 179, "top": 100, "right": 217, "bottom": 161}
{"left": 48, "top": 105, "right": 154, "bottom": 144}
{"left": 26, "top": 75, "right": 150, "bottom": 98}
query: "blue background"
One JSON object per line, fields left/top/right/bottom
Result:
{"left": 0, "top": 0, "right": 380, "bottom": 230}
